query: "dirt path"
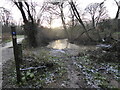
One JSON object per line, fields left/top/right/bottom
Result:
{"left": 47, "top": 49, "right": 88, "bottom": 88}
{"left": 66, "top": 59, "right": 85, "bottom": 88}
{"left": 67, "top": 62, "right": 80, "bottom": 88}
{"left": 65, "top": 55, "right": 89, "bottom": 88}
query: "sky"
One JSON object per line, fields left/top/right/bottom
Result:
{"left": 0, "top": 0, "right": 119, "bottom": 27}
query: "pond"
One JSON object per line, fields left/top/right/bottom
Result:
{"left": 47, "top": 39, "right": 79, "bottom": 49}
{"left": 47, "top": 39, "right": 97, "bottom": 51}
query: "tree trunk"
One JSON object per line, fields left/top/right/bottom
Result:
{"left": 115, "top": 6, "right": 120, "bottom": 19}
{"left": 59, "top": 3, "right": 70, "bottom": 39}
{"left": 92, "top": 16, "right": 95, "bottom": 28}
{"left": 95, "top": 28, "right": 102, "bottom": 42}
{"left": 24, "top": 22, "right": 37, "bottom": 47}
{"left": 69, "top": 1, "right": 93, "bottom": 41}
{"left": 14, "top": 2, "right": 37, "bottom": 47}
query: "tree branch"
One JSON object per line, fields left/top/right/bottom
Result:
{"left": 14, "top": 2, "right": 28, "bottom": 23}
{"left": 24, "top": 2, "right": 34, "bottom": 23}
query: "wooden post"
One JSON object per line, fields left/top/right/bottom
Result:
{"left": 11, "top": 26, "right": 21, "bottom": 83}
{"left": 18, "top": 44, "right": 23, "bottom": 64}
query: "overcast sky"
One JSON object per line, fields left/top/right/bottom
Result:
{"left": 0, "top": 0, "right": 119, "bottom": 26}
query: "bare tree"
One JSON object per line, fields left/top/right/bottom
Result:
{"left": 69, "top": 0, "right": 93, "bottom": 41}
{"left": 85, "top": 0, "right": 108, "bottom": 41}
{"left": 11, "top": 1, "right": 38, "bottom": 47}
{"left": 37, "top": 2, "right": 50, "bottom": 25}
{"left": 58, "top": 2, "right": 69, "bottom": 38}
{"left": 42, "top": 1, "right": 70, "bottom": 38}
{"left": 114, "top": 0, "right": 120, "bottom": 34}
{"left": 85, "top": 1, "right": 108, "bottom": 27}
{"left": 114, "top": 0, "right": 120, "bottom": 19}
{"left": 0, "top": 7, "right": 12, "bottom": 26}
{"left": 43, "top": 13, "right": 53, "bottom": 29}
{"left": 68, "top": 6, "right": 75, "bottom": 41}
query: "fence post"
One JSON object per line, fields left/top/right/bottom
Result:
{"left": 18, "top": 44, "right": 23, "bottom": 64}
{"left": 11, "top": 26, "right": 21, "bottom": 83}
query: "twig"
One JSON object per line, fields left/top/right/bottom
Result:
{"left": 20, "top": 66, "right": 46, "bottom": 71}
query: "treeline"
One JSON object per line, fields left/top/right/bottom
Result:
{"left": 66, "top": 19, "right": 120, "bottom": 44}
{"left": 1, "top": 0, "right": 120, "bottom": 47}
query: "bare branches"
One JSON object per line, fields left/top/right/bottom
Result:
{"left": 14, "top": 2, "right": 28, "bottom": 23}
{"left": 24, "top": 2, "right": 34, "bottom": 23}
{"left": 85, "top": 3, "right": 99, "bottom": 18}
{"left": 13, "top": 1, "right": 38, "bottom": 23}
{"left": 69, "top": 1, "right": 86, "bottom": 29}
{"left": 96, "top": 2, "right": 108, "bottom": 26}
{"left": 114, "top": 0, "right": 120, "bottom": 19}
{"left": 0, "top": 7, "right": 12, "bottom": 25}
{"left": 114, "top": 0, "right": 119, "bottom": 6}
{"left": 69, "top": 0, "right": 93, "bottom": 41}
{"left": 85, "top": 1, "right": 108, "bottom": 28}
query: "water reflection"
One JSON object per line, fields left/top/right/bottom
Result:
{"left": 47, "top": 39, "right": 96, "bottom": 51}
{"left": 47, "top": 39, "right": 81, "bottom": 49}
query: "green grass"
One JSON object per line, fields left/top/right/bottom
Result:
{"left": 17, "top": 35, "right": 24, "bottom": 39}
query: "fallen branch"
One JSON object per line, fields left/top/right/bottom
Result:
{"left": 20, "top": 66, "right": 46, "bottom": 71}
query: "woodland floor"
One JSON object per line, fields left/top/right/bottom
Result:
{"left": 2, "top": 44, "right": 120, "bottom": 89}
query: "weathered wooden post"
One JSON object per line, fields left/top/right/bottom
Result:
{"left": 18, "top": 44, "right": 23, "bottom": 64}
{"left": 11, "top": 26, "right": 21, "bottom": 83}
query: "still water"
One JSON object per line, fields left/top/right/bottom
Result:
{"left": 47, "top": 39, "right": 96, "bottom": 51}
